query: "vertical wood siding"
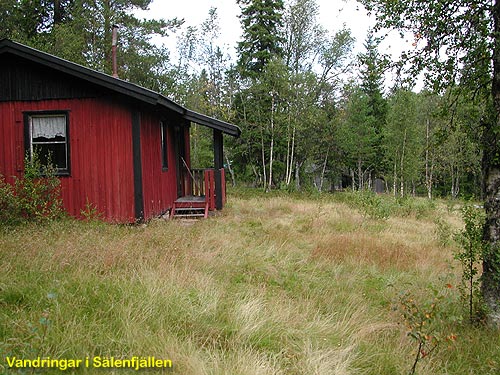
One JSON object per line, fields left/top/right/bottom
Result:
{"left": 0, "top": 98, "right": 136, "bottom": 222}
{"left": 140, "top": 112, "right": 179, "bottom": 220}
{"left": 0, "top": 102, "right": 23, "bottom": 185}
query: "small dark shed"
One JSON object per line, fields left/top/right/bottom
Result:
{"left": 0, "top": 39, "right": 240, "bottom": 223}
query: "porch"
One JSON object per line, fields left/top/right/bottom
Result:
{"left": 171, "top": 168, "right": 226, "bottom": 219}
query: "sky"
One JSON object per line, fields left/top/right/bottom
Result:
{"left": 135, "top": 0, "right": 415, "bottom": 87}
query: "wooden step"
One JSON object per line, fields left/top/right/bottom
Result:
{"left": 173, "top": 213, "right": 205, "bottom": 218}
{"left": 171, "top": 204, "right": 208, "bottom": 219}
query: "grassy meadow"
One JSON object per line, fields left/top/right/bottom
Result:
{"left": 0, "top": 189, "right": 499, "bottom": 374}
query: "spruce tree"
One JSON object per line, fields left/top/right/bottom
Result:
{"left": 236, "top": 0, "right": 285, "bottom": 77}
{"left": 358, "top": 31, "right": 388, "bottom": 179}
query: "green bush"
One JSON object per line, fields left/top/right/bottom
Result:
{"left": 0, "top": 176, "right": 22, "bottom": 224}
{"left": 333, "top": 190, "right": 393, "bottom": 220}
{"left": 332, "top": 190, "right": 437, "bottom": 220}
{"left": 0, "top": 153, "right": 64, "bottom": 226}
{"left": 394, "top": 196, "right": 436, "bottom": 219}
{"left": 356, "top": 190, "right": 393, "bottom": 219}
{"left": 454, "top": 203, "right": 487, "bottom": 324}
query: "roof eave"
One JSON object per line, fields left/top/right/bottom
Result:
{"left": 0, "top": 39, "right": 241, "bottom": 137}
{"left": 184, "top": 110, "right": 241, "bottom": 138}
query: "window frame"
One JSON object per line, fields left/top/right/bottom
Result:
{"left": 23, "top": 110, "right": 71, "bottom": 176}
{"left": 160, "top": 120, "right": 169, "bottom": 171}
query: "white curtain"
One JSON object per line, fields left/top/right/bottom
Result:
{"left": 32, "top": 116, "right": 66, "bottom": 139}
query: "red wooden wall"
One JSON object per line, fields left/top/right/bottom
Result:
{"left": 0, "top": 98, "right": 136, "bottom": 222}
{"left": 0, "top": 102, "right": 23, "bottom": 186}
{"left": 140, "top": 112, "right": 179, "bottom": 220}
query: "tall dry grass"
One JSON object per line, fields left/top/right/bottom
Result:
{"left": 0, "top": 190, "right": 499, "bottom": 374}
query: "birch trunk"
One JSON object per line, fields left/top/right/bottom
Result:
{"left": 393, "top": 159, "right": 397, "bottom": 197}
{"left": 425, "top": 118, "right": 433, "bottom": 199}
{"left": 357, "top": 159, "right": 363, "bottom": 191}
{"left": 286, "top": 123, "right": 296, "bottom": 185}
{"left": 285, "top": 113, "right": 291, "bottom": 186}
{"left": 319, "top": 149, "right": 329, "bottom": 192}
{"left": 267, "top": 94, "right": 275, "bottom": 193}
{"left": 400, "top": 129, "right": 407, "bottom": 197}
{"left": 260, "top": 126, "right": 267, "bottom": 192}
{"left": 482, "top": 0, "right": 500, "bottom": 326}
{"left": 225, "top": 154, "right": 236, "bottom": 187}
{"left": 251, "top": 165, "right": 260, "bottom": 188}
{"left": 268, "top": 134, "right": 274, "bottom": 192}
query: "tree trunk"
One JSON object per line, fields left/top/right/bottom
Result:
{"left": 267, "top": 130, "right": 274, "bottom": 191}
{"left": 54, "top": 0, "right": 62, "bottom": 24}
{"left": 268, "top": 135, "right": 274, "bottom": 192}
{"left": 295, "top": 160, "right": 301, "bottom": 191}
{"left": 251, "top": 164, "right": 260, "bottom": 188}
{"left": 267, "top": 93, "right": 275, "bottom": 193}
{"left": 482, "top": 0, "right": 500, "bottom": 326}
{"left": 451, "top": 167, "right": 455, "bottom": 198}
{"left": 393, "top": 159, "right": 397, "bottom": 196}
{"left": 260, "top": 126, "right": 267, "bottom": 192}
{"left": 319, "top": 149, "right": 329, "bottom": 192}
{"left": 425, "top": 118, "right": 433, "bottom": 199}
{"left": 400, "top": 129, "right": 407, "bottom": 197}
{"left": 225, "top": 154, "right": 236, "bottom": 187}
{"left": 357, "top": 159, "right": 363, "bottom": 191}
{"left": 287, "top": 122, "right": 296, "bottom": 186}
{"left": 285, "top": 113, "right": 291, "bottom": 186}
{"left": 450, "top": 166, "right": 460, "bottom": 199}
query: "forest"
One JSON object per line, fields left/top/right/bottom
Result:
{"left": 0, "top": 0, "right": 487, "bottom": 199}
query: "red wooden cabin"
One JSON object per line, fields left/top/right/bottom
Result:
{"left": 0, "top": 39, "right": 240, "bottom": 223}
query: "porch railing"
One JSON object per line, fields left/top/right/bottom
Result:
{"left": 190, "top": 168, "right": 226, "bottom": 210}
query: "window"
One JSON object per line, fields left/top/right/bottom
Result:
{"left": 25, "top": 112, "right": 70, "bottom": 175}
{"left": 160, "top": 121, "right": 168, "bottom": 170}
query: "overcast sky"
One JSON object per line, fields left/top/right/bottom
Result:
{"left": 137, "top": 0, "right": 412, "bottom": 55}
{"left": 135, "top": 0, "right": 415, "bottom": 87}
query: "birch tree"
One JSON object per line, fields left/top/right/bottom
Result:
{"left": 358, "top": 0, "right": 500, "bottom": 325}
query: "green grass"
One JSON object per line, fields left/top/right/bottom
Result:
{"left": 0, "top": 190, "right": 499, "bottom": 374}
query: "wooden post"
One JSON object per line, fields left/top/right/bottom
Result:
{"left": 131, "top": 110, "right": 143, "bottom": 221}
{"left": 213, "top": 129, "right": 223, "bottom": 210}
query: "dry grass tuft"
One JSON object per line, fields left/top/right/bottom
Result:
{"left": 311, "top": 233, "right": 419, "bottom": 271}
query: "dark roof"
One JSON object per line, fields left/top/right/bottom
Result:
{"left": 0, "top": 39, "right": 241, "bottom": 137}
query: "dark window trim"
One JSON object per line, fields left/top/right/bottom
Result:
{"left": 23, "top": 110, "right": 71, "bottom": 176}
{"left": 160, "top": 120, "right": 168, "bottom": 171}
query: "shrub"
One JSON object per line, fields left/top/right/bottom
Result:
{"left": 394, "top": 196, "right": 436, "bottom": 219}
{"left": 0, "top": 176, "right": 22, "bottom": 225}
{"left": 454, "top": 203, "right": 487, "bottom": 324}
{"left": 0, "top": 153, "right": 64, "bottom": 226}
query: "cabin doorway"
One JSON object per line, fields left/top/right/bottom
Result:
{"left": 174, "top": 126, "right": 187, "bottom": 198}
